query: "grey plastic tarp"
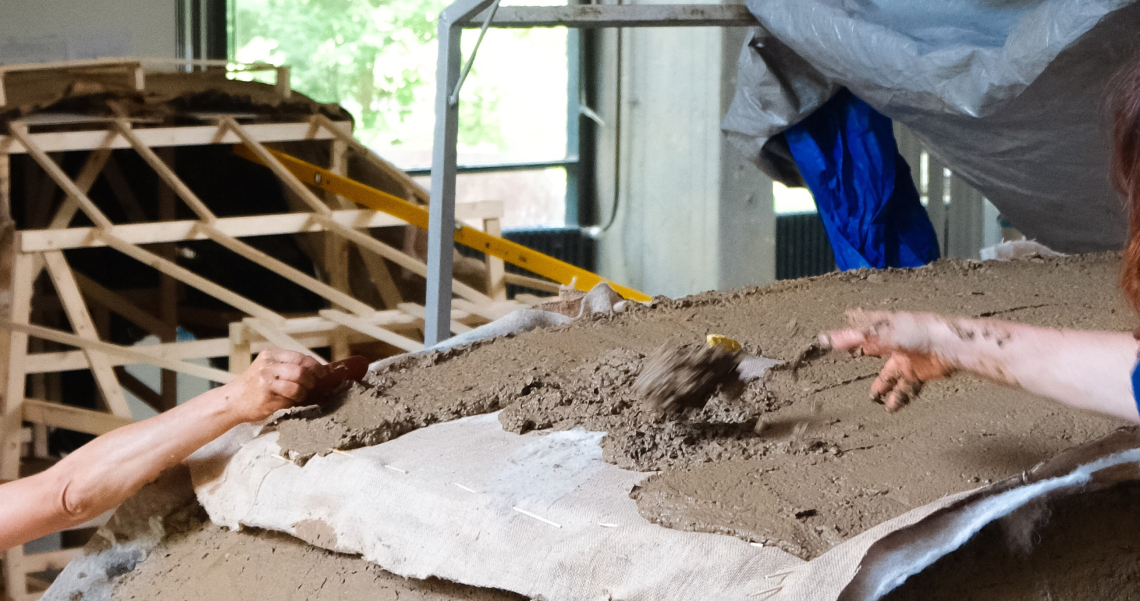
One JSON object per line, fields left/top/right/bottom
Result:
{"left": 722, "top": 0, "right": 1140, "bottom": 252}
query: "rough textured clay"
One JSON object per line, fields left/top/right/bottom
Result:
{"left": 274, "top": 254, "right": 1131, "bottom": 561}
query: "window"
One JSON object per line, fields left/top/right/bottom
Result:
{"left": 231, "top": 0, "right": 580, "bottom": 229}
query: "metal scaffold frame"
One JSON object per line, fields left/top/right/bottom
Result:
{"left": 425, "top": 2, "right": 758, "bottom": 344}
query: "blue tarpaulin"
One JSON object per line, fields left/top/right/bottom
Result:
{"left": 782, "top": 89, "right": 941, "bottom": 271}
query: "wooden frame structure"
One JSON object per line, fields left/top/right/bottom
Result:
{"left": 0, "top": 62, "right": 545, "bottom": 599}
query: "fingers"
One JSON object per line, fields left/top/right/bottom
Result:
{"left": 820, "top": 329, "right": 865, "bottom": 352}
{"left": 870, "top": 355, "right": 904, "bottom": 402}
{"left": 258, "top": 348, "right": 326, "bottom": 372}
{"left": 267, "top": 378, "right": 306, "bottom": 403}
{"left": 263, "top": 362, "right": 319, "bottom": 391}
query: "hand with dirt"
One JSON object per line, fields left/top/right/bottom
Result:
{"left": 221, "top": 348, "right": 329, "bottom": 422}
{"left": 822, "top": 309, "right": 1140, "bottom": 422}
{"left": 0, "top": 348, "right": 333, "bottom": 551}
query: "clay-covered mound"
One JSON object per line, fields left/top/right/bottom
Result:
{"left": 276, "top": 253, "right": 1131, "bottom": 559}
{"left": 111, "top": 506, "right": 523, "bottom": 601}
{"left": 884, "top": 481, "right": 1140, "bottom": 601}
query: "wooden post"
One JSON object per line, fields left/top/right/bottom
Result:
{"left": 157, "top": 148, "right": 179, "bottom": 410}
{"left": 326, "top": 140, "right": 352, "bottom": 361}
{"left": 2, "top": 250, "right": 33, "bottom": 600}
{"left": 229, "top": 322, "right": 251, "bottom": 374}
{"left": 482, "top": 216, "right": 507, "bottom": 301}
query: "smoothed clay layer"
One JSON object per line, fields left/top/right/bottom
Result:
{"left": 111, "top": 506, "right": 524, "bottom": 601}
{"left": 277, "top": 254, "right": 1130, "bottom": 559}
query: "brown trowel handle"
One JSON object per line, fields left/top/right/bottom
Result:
{"left": 308, "top": 355, "right": 370, "bottom": 404}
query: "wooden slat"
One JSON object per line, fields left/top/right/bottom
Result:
{"left": 222, "top": 117, "right": 332, "bottom": 215}
{"left": 21, "top": 205, "right": 500, "bottom": 252}
{"left": 483, "top": 217, "right": 508, "bottom": 301}
{"left": 8, "top": 124, "right": 112, "bottom": 229}
{"left": 242, "top": 319, "right": 328, "bottom": 364}
{"left": 23, "top": 399, "right": 133, "bottom": 436}
{"left": 115, "top": 366, "right": 167, "bottom": 413}
{"left": 74, "top": 273, "right": 177, "bottom": 339}
{"left": 312, "top": 114, "right": 430, "bottom": 204}
{"left": 311, "top": 214, "right": 495, "bottom": 305}
{"left": 0, "top": 320, "right": 233, "bottom": 383}
{"left": 397, "top": 302, "right": 473, "bottom": 335}
{"left": 0, "top": 121, "right": 349, "bottom": 154}
{"left": 119, "top": 121, "right": 377, "bottom": 317}
{"left": 42, "top": 251, "right": 131, "bottom": 418}
{"left": 199, "top": 223, "right": 376, "bottom": 316}
{"left": 99, "top": 231, "right": 285, "bottom": 325}
{"left": 228, "top": 119, "right": 499, "bottom": 306}
{"left": 319, "top": 309, "right": 424, "bottom": 353}
{"left": 504, "top": 273, "right": 561, "bottom": 294}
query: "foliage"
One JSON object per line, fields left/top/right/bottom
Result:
{"left": 234, "top": 0, "right": 503, "bottom": 148}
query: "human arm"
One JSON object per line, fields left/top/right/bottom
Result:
{"left": 0, "top": 349, "right": 326, "bottom": 550}
{"left": 821, "top": 309, "right": 1140, "bottom": 422}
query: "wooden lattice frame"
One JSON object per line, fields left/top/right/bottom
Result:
{"left": 0, "top": 110, "right": 539, "bottom": 600}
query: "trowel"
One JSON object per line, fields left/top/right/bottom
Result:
{"left": 634, "top": 335, "right": 781, "bottom": 417}
{"left": 307, "top": 355, "right": 370, "bottom": 405}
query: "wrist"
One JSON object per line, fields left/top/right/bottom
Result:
{"left": 196, "top": 383, "right": 250, "bottom": 428}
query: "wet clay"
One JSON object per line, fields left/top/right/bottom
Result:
{"left": 276, "top": 254, "right": 1132, "bottom": 559}
{"left": 111, "top": 505, "right": 524, "bottom": 601}
{"left": 883, "top": 481, "right": 1140, "bottom": 601}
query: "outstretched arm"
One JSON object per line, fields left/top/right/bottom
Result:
{"left": 822, "top": 310, "right": 1140, "bottom": 422}
{"left": 0, "top": 349, "right": 326, "bottom": 550}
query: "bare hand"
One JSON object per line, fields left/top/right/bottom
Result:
{"left": 822, "top": 310, "right": 959, "bottom": 412}
{"left": 222, "top": 349, "right": 328, "bottom": 422}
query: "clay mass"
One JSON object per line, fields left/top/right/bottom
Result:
{"left": 275, "top": 253, "right": 1131, "bottom": 559}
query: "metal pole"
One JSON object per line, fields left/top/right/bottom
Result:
{"left": 425, "top": 21, "right": 462, "bottom": 346}
{"left": 426, "top": 0, "right": 493, "bottom": 345}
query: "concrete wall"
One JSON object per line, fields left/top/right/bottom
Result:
{"left": 593, "top": 0, "right": 775, "bottom": 299}
{"left": 0, "top": 0, "right": 177, "bottom": 64}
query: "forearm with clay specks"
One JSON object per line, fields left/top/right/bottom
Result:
{"left": 0, "top": 384, "right": 245, "bottom": 549}
{"left": 927, "top": 317, "right": 1140, "bottom": 422}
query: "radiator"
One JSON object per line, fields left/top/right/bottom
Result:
{"left": 776, "top": 212, "right": 836, "bottom": 280}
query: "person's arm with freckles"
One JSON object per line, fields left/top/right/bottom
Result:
{"left": 0, "top": 349, "right": 326, "bottom": 550}
{"left": 823, "top": 310, "right": 1140, "bottom": 422}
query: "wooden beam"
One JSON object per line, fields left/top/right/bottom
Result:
{"left": 114, "top": 366, "right": 168, "bottom": 413}
{"left": 99, "top": 230, "right": 285, "bottom": 325}
{"left": 397, "top": 302, "right": 473, "bottom": 335}
{"left": 23, "top": 310, "right": 428, "bottom": 373}
{"left": 319, "top": 309, "right": 424, "bottom": 353}
{"left": 483, "top": 217, "right": 508, "bottom": 301}
{"left": 30, "top": 138, "right": 116, "bottom": 282}
{"left": 222, "top": 117, "right": 332, "bottom": 215}
{"left": 199, "top": 223, "right": 376, "bottom": 316}
{"left": 23, "top": 398, "right": 133, "bottom": 436}
{"left": 311, "top": 114, "right": 429, "bottom": 204}
{"left": 8, "top": 124, "right": 113, "bottom": 229}
{"left": 0, "top": 121, "right": 351, "bottom": 154}
{"left": 311, "top": 214, "right": 495, "bottom": 305}
{"left": 42, "top": 251, "right": 131, "bottom": 418}
{"left": 504, "top": 273, "right": 561, "bottom": 294}
{"left": 226, "top": 119, "right": 499, "bottom": 305}
{"left": 242, "top": 319, "right": 328, "bottom": 364}
{"left": 118, "top": 121, "right": 376, "bottom": 316}
{"left": 21, "top": 205, "right": 500, "bottom": 252}
{"left": 74, "top": 273, "right": 177, "bottom": 339}
{"left": 101, "top": 155, "right": 150, "bottom": 222}
{"left": 0, "top": 320, "right": 234, "bottom": 383}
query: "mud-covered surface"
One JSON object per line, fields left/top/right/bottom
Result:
{"left": 111, "top": 507, "right": 524, "bottom": 601}
{"left": 883, "top": 481, "right": 1140, "bottom": 601}
{"left": 276, "top": 254, "right": 1132, "bottom": 559}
